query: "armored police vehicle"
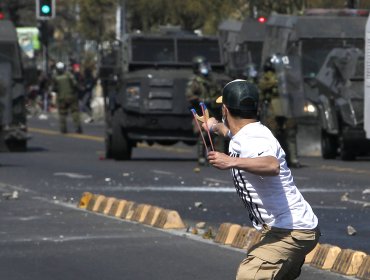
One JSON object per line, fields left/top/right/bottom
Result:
{"left": 262, "top": 10, "right": 368, "bottom": 118}
{"left": 316, "top": 47, "right": 370, "bottom": 160}
{"left": 102, "top": 32, "right": 229, "bottom": 160}
{"left": 0, "top": 20, "right": 28, "bottom": 152}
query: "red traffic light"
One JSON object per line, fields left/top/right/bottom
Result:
{"left": 0, "top": 12, "right": 4, "bottom": 20}
{"left": 258, "top": 16, "right": 266, "bottom": 23}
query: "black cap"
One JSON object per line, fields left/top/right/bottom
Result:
{"left": 216, "top": 79, "right": 259, "bottom": 111}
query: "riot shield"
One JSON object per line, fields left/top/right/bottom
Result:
{"left": 272, "top": 54, "right": 306, "bottom": 118}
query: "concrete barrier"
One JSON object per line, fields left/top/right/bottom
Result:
{"left": 214, "top": 223, "right": 242, "bottom": 245}
{"left": 305, "top": 243, "right": 320, "bottom": 264}
{"left": 330, "top": 249, "right": 366, "bottom": 276}
{"left": 310, "top": 244, "right": 341, "bottom": 270}
{"left": 143, "top": 206, "right": 163, "bottom": 226}
{"left": 120, "top": 201, "right": 136, "bottom": 220}
{"left": 96, "top": 197, "right": 116, "bottom": 214}
{"left": 108, "top": 199, "right": 127, "bottom": 217}
{"left": 131, "top": 204, "right": 151, "bottom": 223}
{"left": 85, "top": 194, "right": 99, "bottom": 211}
{"left": 152, "top": 209, "right": 186, "bottom": 229}
{"left": 78, "top": 192, "right": 93, "bottom": 209}
{"left": 356, "top": 254, "right": 370, "bottom": 280}
{"left": 242, "top": 228, "right": 261, "bottom": 251}
{"left": 231, "top": 226, "right": 252, "bottom": 248}
{"left": 91, "top": 195, "right": 106, "bottom": 212}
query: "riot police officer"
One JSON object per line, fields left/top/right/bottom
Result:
{"left": 53, "top": 62, "right": 82, "bottom": 134}
{"left": 186, "top": 56, "right": 223, "bottom": 165}
{"left": 258, "top": 55, "right": 300, "bottom": 168}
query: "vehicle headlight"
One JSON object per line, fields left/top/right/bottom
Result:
{"left": 126, "top": 85, "right": 140, "bottom": 108}
{"left": 303, "top": 101, "right": 318, "bottom": 117}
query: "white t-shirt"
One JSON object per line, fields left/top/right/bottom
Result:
{"left": 229, "top": 121, "right": 318, "bottom": 230}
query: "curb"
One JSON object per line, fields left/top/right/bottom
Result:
{"left": 78, "top": 193, "right": 370, "bottom": 280}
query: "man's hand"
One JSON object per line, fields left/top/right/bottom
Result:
{"left": 201, "top": 117, "right": 217, "bottom": 131}
{"left": 207, "top": 151, "right": 234, "bottom": 170}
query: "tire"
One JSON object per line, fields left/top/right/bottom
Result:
{"left": 339, "top": 135, "right": 355, "bottom": 161}
{"left": 321, "top": 130, "right": 337, "bottom": 159}
{"left": 7, "top": 139, "right": 27, "bottom": 152}
{"left": 105, "top": 133, "right": 113, "bottom": 159}
{"left": 111, "top": 111, "right": 132, "bottom": 160}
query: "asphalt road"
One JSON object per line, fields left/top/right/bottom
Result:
{"left": 0, "top": 115, "right": 369, "bottom": 279}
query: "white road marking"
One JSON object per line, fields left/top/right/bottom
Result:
{"left": 151, "top": 170, "right": 174, "bottom": 175}
{"left": 97, "top": 186, "right": 360, "bottom": 193}
{"left": 53, "top": 172, "right": 92, "bottom": 179}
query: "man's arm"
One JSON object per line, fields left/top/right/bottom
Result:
{"left": 202, "top": 117, "right": 229, "bottom": 138}
{"left": 207, "top": 151, "right": 280, "bottom": 176}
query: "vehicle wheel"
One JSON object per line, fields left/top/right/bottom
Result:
{"left": 111, "top": 112, "right": 132, "bottom": 160}
{"left": 321, "top": 130, "right": 337, "bottom": 159}
{"left": 7, "top": 139, "right": 27, "bottom": 152}
{"left": 339, "top": 136, "right": 355, "bottom": 161}
{"left": 105, "top": 133, "right": 113, "bottom": 159}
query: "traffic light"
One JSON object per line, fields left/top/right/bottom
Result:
{"left": 36, "top": 0, "right": 55, "bottom": 20}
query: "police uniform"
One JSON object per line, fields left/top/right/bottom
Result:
{"left": 258, "top": 69, "right": 300, "bottom": 168}
{"left": 53, "top": 66, "right": 82, "bottom": 134}
{"left": 186, "top": 71, "right": 223, "bottom": 164}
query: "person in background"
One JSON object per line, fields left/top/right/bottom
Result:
{"left": 53, "top": 62, "right": 82, "bottom": 134}
{"left": 186, "top": 56, "right": 223, "bottom": 165}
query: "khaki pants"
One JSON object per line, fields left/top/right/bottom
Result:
{"left": 236, "top": 226, "right": 320, "bottom": 280}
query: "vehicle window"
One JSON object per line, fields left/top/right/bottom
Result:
{"left": 301, "top": 38, "right": 364, "bottom": 78}
{"left": 177, "top": 39, "right": 221, "bottom": 63}
{"left": 131, "top": 39, "right": 175, "bottom": 62}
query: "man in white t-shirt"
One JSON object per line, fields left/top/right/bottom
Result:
{"left": 203, "top": 79, "right": 320, "bottom": 280}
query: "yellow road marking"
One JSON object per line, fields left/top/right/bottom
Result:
{"left": 29, "top": 127, "right": 193, "bottom": 154}
{"left": 320, "top": 165, "right": 370, "bottom": 175}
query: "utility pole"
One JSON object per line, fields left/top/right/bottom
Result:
{"left": 116, "top": 0, "right": 126, "bottom": 41}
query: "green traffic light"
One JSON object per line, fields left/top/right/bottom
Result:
{"left": 41, "top": 4, "right": 51, "bottom": 14}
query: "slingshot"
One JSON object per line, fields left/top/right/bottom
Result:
{"left": 190, "top": 102, "right": 215, "bottom": 153}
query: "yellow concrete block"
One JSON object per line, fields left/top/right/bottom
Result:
{"left": 114, "top": 200, "right": 127, "bottom": 218}
{"left": 103, "top": 197, "right": 117, "bottom": 215}
{"left": 78, "top": 192, "right": 93, "bottom": 209}
{"left": 356, "top": 255, "right": 370, "bottom": 280}
{"left": 131, "top": 204, "right": 151, "bottom": 223}
{"left": 224, "top": 224, "right": 242, "bottom": 245}
{"left": 242, "top": 228, "right": 262, "bottom": 252}
{"left": 153, "top": 209, "right": 186, "bottom": 229}
{"left": 231, "top": 226, "right": 253, "bottom": 248}
{"left": 305, "top": 243, "right": 320, "bottom": 264}
{"left": 143, "top": 206, "right": 163, "bottom": 226}
{"left": 331, "top": 249, "right": 367, "bottom": 276}
{"left": 214, "top": 223, "right": 232, "bottom": 244}
{"left": 120, "top": 201, "right": 136, "bottom": 220}
{"left": 85, "top": 194, "right": 98, "bottom": 211}
{"left": 108, "top": 199, "right": 126, "bottom": 217}
{"left": 310, "top": 244, "right": 341, "bottom": 270}
{"left": 92, "top": 195, "right": 106, "bottom": 212}
{"left": 96, "top": 197, "right": 111, "bottom": 213}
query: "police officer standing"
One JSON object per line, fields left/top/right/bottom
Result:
{"left": 53, "top": 62, "right": 82, "bottom": 134}
{"left": 186, "top": 56, "right": 222, "bottom": 165}
{"left": 258, "top": 56, "right": 300, "bottom": 168}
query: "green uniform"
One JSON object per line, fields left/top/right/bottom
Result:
{"left": 258, "top": 70, "right": 300, "bottom": 167}
{"left": 53, "top": 72, "right": 82, "bottom": 133}
{"left": 186, "top": 74, "right": 224, "bottom": 165}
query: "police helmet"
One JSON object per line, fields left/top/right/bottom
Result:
{"left": 55, "top": 62, "right": 65, "bottom": 74}
{"left": 192, "top": 56, "right": 211, "bottom": 76}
